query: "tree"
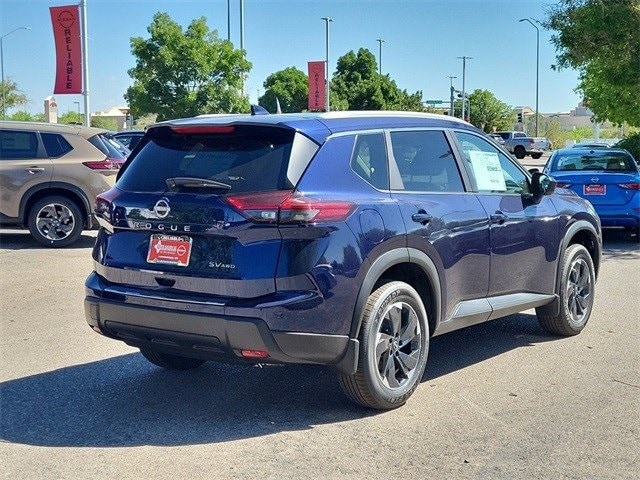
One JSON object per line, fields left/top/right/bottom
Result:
{"left": 453, "top": 89, "right": 514, "bottom": 131}
{"left": 58, "top": 111, "right": 84, "bottom": 125}
{"left": 1, "top": 79, "right": 28, "bottom": 114}
{"left": 7, "top": 111, "right": 44, "bottom": 122}
{"left": 545, "top": 0, "right": 640, "bottom": 126}
{"left": 125, "top": 12, "right": 252, "bottom": 121}
{"left": 259, "top": 67, "right": 308, "bottom": 113}
{"left": 90, "top": 117, "right": 118, "bottom": 130}
{"left": 331, "top": 48, "right": 424, "bottom": 111}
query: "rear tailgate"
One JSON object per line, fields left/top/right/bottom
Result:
{"left": 94, "top": 123, "right": 320, "bottom": 299}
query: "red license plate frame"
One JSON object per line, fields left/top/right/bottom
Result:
{"left": 146, "top": 234, "right": 192, "bottom": 267}
{"left": 583, "top": 184, "right": 606, "bottom": 195}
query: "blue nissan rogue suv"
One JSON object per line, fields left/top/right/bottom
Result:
{"left": 85, "top": 112, "right": 602, "bottom": 409}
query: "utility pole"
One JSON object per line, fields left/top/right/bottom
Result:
{"left": 376, "top": 38, "right": 385, "bottom": 75}
{"left": 321, "top": 17, "right": 333, "bottom": 112}
{"left": 519, "top": 18, "right": 540, "bottom": 137}
{"left": 447, "top": 75, "right": 457, "bottom": 116}
{"left": 227, "top": 0, "right": 231, "bottom": 41}
{"left": 457, "top": 56, "right": 472, "bottom": 121}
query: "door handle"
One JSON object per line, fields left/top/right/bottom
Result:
{"left": 411, "top": 212, "right": 433, "bottom": 225}
{"left": 490, "top": 211, "right": 508, "bottom": 224}
{"left": 26, "top": 167, "right": 45, "bottom": 174}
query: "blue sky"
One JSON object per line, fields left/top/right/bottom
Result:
{"left": 1, "top": 0, "right": 583, "bottom": 117}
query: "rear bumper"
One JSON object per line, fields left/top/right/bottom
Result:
{"left": 84, "top": 273, "right": 358, "bottom": 374}
{"left": 594, "top": 205, "right": 639, "bottom": 228}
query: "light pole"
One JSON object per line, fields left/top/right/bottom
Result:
{"left": 1, "top": 26, "right": 31, "bottom": 119}
{"left": 376, "top": 38, "right": 385, "bottom": 75}
{"left": 74, "top": 101, "right": 80, "bottom": 122}
{"left": 321, "top": 17, "right": 333, "bottom": 112}
{"left": 447, "top": 75, "right": 457, "bottom": 116}
{"left": 457, "top": 56, "right": 472, "bottom": 121}
{"left": 519, "top": 18, "right": 540, "bottom": 137}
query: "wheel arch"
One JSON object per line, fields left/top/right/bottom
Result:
{"left": 20, "top": 183, "right": 93, "bottom": 228}
{"left": 350, "top": 248, "right": 442, "bottom": 340}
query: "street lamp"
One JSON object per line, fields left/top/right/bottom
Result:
{"left": 447, "top": 75, "right": 457, "bottom": 116}
{"left": 456, "top": 56, "right": 472, "bottom": 121}
{"left": 376, "top": 38, "right": 385, "bottom": 75}
{"left": 321, "top": 17, "right": 333, "bottom": 112}
{"left": 74, "top": 101, "right": 80, "bottom": 118}
{"left": 1, "top": 26, "right": 31, "bottom": 119}
{"left": 519, "top": 18, "right": 540, "bottom": 137}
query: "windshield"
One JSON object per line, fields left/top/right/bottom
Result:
{"left": 116, "top": 125, "right": 318, "bottom": 194}
{"left": 553, "top": 152, "right": 637, "bottom": 172}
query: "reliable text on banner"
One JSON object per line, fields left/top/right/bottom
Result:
{"left": 50, "top": 5, "right": 82, "bottom": 94}
{"left": 307, "top": 61, "right": 326, "bottom": 111}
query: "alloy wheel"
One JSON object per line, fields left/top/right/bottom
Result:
{"left": 35, "top": 203, "right": 76, "bottom": 242}
{"left": 565, "top": 257, "right": 592, "bottom": 326}
{"left": 375, "top": 301, "right": 423, "bottom": 389}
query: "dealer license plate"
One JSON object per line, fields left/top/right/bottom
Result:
{"left": 147, "top": 234, "right": 192, "bottom": 266}
{"left": 584, "top": 184, "right": 606, "bottom": 195}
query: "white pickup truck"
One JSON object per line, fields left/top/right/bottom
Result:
{"left": 494, "top": 131, "right": 543, "bottom": 159}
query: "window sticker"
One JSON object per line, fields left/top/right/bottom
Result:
{"left": 468, "top": 150, "right": 506, "bottom": 191}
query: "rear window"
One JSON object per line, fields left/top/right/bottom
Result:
{"left": 88, "top": 134, "right": 127, "bottom": 160}
{"left": 117, "top": 125, "right": 318, "bottom": 194}
{"left": 554, "top": 152, "right": 637, "bottom": 172}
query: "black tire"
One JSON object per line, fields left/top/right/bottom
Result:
{"left": 536, "top": 244, "right": 595, "bottom": 336}
{"left": 27, "top": 195, "right": 84, "bottom": 247}
{"left": 531, "top": 152, "right": 543, "bottom": 159}
{"left": 514, "top": 145, "right": 526, "bottom": 159}
{"left": 338, "top": 281, "right": 429, "bottom": 410}
{"left": 140, "top": 347, "right": 206, "bottom": 370}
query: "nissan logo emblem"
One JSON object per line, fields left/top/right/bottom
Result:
{"left": 154, "top": 198, "right": 170, "bottom": 219}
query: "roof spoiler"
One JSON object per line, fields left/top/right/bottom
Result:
{"left": 251, "top": 104, "right": 269, "bottom": 116}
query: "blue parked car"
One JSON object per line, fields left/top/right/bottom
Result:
{"left": 85, "top": 111, "right": 602, "bottom": 409}
{"left": 544, "top": 148, "right": 640, "bottom": 237}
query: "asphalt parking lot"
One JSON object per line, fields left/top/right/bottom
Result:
{"left": 1, "top": 228, "right": 638, "bottom": 479}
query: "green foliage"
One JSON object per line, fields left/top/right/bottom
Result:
{"left": 616, "top": 132, "right": 640, "bottom": 162}
{"left": 133, "top": 114, "right": 157, "bottom": 129}
{"left": 58, "top": 111, "right": 84, "bottom": 125}
{"left": 90, "top": 117, "right": 118, "bottom": 131}
{"left": 7, "top": 111, "right": 44, "bottom": 122}
{"left": 464, "top": 89, "right": 514, "bottom": 132}
{"left": 125, "top": 12, "right": 252, "bottom": 121}
{"left": 545, "top": 0, "right": 640, "bottom": 126}
{"left": 259, "top": 67, "right": 308, "bottom": 113}
{"left": 1, "top": 79, "right": 28, "bottom": 113}
{"left": 331, "top": 48, "right": 424, "bottom": 111}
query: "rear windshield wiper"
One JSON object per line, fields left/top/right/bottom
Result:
{"left": 166, "top": 177, "right": 232, "bottom": 190}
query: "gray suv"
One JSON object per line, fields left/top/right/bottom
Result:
{"left": 0, "top": 121, "right": 125, "bottom": 246}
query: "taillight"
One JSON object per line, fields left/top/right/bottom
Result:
{"left": 95, "top": 188, "right": 119, "bottom": 218}
{"left": 226, "top": 191, "right": 355, "bottom": 224}
{"left": 618, "top": 182, "right": 640, "bottom": 191}
{"left": 556, "top": 182, "right": 572, "bottom": 188}
{"left": 83, "top": 157, "right": 124, "bottom": 171}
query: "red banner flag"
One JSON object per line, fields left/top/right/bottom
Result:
{"left": 308, "top": 61, "right": 326, "bottom": 111}
{"left": 50, "top": 5, "right": 83, "bottom": 94}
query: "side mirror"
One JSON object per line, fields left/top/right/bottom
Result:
{"left": 530, "top": 171, "right": 556, "bottom": 197}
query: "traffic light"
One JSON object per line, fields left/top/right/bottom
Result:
{"left": 517, "top": 113, "right": 523, "bottom": 123}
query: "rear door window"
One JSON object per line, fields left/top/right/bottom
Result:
{"left": 117, "top": 125, "right": 318, "bottom": 194}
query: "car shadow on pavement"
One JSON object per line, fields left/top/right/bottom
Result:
{"left": 1, "top": 313, "right": 558, "bottom": 448}
{"left": 601, "top": 229, "right": 639, "bottom": 261}
{"left": 0, "top": 231, "right": 96, "bottom": 250}
{"left": 424, "top": 312, "right": 556, "bottom": 381}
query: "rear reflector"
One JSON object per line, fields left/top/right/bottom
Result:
{"left": 241, "top": 349, "right": 270, "bottom": 359}
{"left": 170, "top": 125, "right": 235, "bottom": 135}
{"left": 618, "top": 182, "right": 640, "bottom": 191}
{"left": 226, "top": 191, "right": 355, "bottom": 224}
